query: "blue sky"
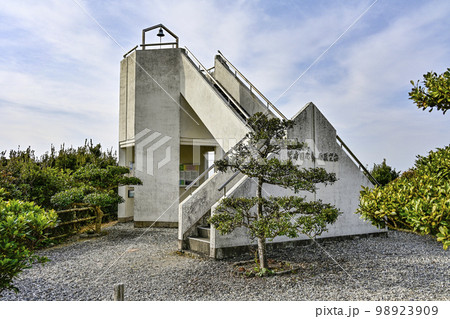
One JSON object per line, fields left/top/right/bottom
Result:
{"left": 0, "top": 0, "right": 449, "bottom": 172}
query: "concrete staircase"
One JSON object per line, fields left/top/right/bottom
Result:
{"left": 179, "top": 50, "right": 282, "bottom": 256}
{"left": 188, "top": 225, "right": 211, "bottom": 255}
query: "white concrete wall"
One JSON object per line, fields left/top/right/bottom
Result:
{"left": 210, "top": 102, "right": 385, "bottom": 256}
{"left": 178, "top": 171, "right": 245, "bottom": 244}
{"left": 118, "top": 54, "right": 136, "bottom": 221}
{"left": 118, "top": 48, "right": 252, "bottom": 226}
{"left": 119, "top": 52, "right": 136, "bottom": 143}
{"left": 287, "top": 103, "right": 382, "bottom": 236}
{"left": 119, "top": 59, "right": 127, "bottom": 142}
{"left": 118, "top": 147, "right": 135, "bottom": 221}
{"left": 180, "top": 95, "right": 216, "bottom": 141}
{"left": 180, "top": 53, "right": 249, "bottom": 152}
{"left": 213, "top": 56, "right": 275, "bottom": 118}
{"left": 118, "top": 49, "right": 183, "bottom": 226}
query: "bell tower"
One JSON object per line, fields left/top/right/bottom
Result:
{"left": 118, "top": 24, "right": 183, "bottom": 227}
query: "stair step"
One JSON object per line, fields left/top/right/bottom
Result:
{"left": 188, "top": 237, "right": 210, "bottom": 255}
{"left": 197, "top": 225, "right": 210, "bottom": 238}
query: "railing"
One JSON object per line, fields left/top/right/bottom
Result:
{"left": 217, "top": 50, "right": 287, "bottom": 120}
{"left": 183, "top": 47, "right": 250, "bottom": 121}
{"left": 123, "top": 45, "right": 138, "bottom": 58}
{"left": 141, "top": 42, "right": 178, "bottom": 49}
{"left": 217, "top": 171, "right": 240, "bottom": 195}
{"left": 123, "top": 41, "right": 177, "bottom": 58}
{"left": 179, "top": 162, "right": 245, "bottom": 246}
{"left": 336, "top": 135, "right": 380, "bottom": 186}
{"left": 48, "top": 206, "right": 107, "bottom": 240}
{"left": 216, "top": 51, "right": 377, "bottom": 187}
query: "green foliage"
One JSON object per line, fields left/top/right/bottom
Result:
{"left": 370, "top": 159, "right": 400, "bottom": 186}
{"left": 0, "top": 142, "right": 141, "bottom": 238}
{"left": 209, "top": 113, "right": 341, "bottom": 270}
{"left": 72, "top": 164, "right": 141, "bottom": 190}
{"left": 0, "top": 188, "right": 8, "bottom": 200}
{"left": 0, "top": 198, "right": 57, "bottom": 294}
{"left": 212, "top": 196, "right": 340, "bottom": 240}
{"left": 40, "top": 139, "right": 117, "bottom": 170}
{"left": 358, "top": 146, "right": 450, "bottom": 249}
{"left": 409, "top": 68, "right": 450, "bottom": 114}
{"left": 0, "top": 140, "right": 116, "bottom": 209}
{"left": 0, "top": 153, "right": 70, "bottom": 209}
{"left": 50, "top": 164, "right": 141, "bottom": 210}
{"left": 255, "top": 267, "right": 274, "bottom": 277}
{"left": 50, "top": 186, "right": 92, "bottom": 209}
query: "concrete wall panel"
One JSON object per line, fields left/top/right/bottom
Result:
{"left": 210, "top": 102, "right": 384, "bottom": 254}
{"left": 131, "top": 49, "right": 182, "bottom": 225}
{"left": 126, "top": 52, "right": 136, "bottom": 141}
{"left": 180, "top": 53, "right": 249, "bottom": 151}
{"left": 214, "top": 57, "right": 275, "bottom": 118}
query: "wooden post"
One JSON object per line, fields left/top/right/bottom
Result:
{"left": 113, "top": 283, "right": 124, "bottom": 301}
{"left": 95, "top": 207, "right": 103, "bottom": 233}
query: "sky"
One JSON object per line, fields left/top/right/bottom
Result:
{"left": 0, "top": 0, "right": 449, "bottom": 172}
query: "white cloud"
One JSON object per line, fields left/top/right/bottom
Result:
{"left": 0, "top": 0, "right": 449, "bottom": 172}
{"left": 0, "top": 0, "right": 120, "bottom": 155}
{"left": 0, "top": 102, "right": 117, "bottom": 155}
{"left": 270, "top": 1, "right": 450, "bottom": 171}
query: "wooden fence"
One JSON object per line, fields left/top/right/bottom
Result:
{"left": 48, "top": 206, "right": 106, "bottom": 240}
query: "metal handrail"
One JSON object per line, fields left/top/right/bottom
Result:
{"left": 123, "top": 45, "right": 138, "bottom": 58}
{"left": 183, "top": 47, "right": 250, "bottom": 120}
{"left": 217, "top": 171, "right": 240, "bottom": 192}
{"left": 140, "top": 42, "right": 178, "bottom": 48}
{"left": 217, "top": 50, "right": 287, "bottom": 120}
{"left": 336, "top": 135, "right": 380, "bottom": 186}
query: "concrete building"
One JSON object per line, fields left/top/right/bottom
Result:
{"left": 118, "top": 24, "right": 385, "bottom": 258}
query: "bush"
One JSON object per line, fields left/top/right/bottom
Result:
{"left": 409, "top": 68, "right": 450, "bottom": 114}
{"left": 358, "top": 146, "right": 450, "bottom": 249}
{"left": 0, "top": 141, "right": 116, "bottom": 210}
{"left": 0, "top": 164, "right": 69, "bottom": 209}
{"left": 208, "top": 113, "right": 340, "bottom": 270}
{"left": 0, "top": 197, "right": 57, "bottom": 294}
{"left": 370, "top": 159, "right": 400, "bottom": 186}
{"left": 0, "top": 143, "right": 140, "bottom": 240}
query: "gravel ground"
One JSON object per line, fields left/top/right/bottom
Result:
{"left": 1, "top": 222, "right": 448, "bottom": 301}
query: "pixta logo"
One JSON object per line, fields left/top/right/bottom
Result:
{"left": 134, "top": 129, "right": 172, "bottom": 176}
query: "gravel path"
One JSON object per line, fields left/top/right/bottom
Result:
{"left": 1, "top": 222, "right": 448, "bottom": 301}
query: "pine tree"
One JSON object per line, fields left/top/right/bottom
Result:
{"left": 209, "top": 113, "right": 341, "bottom": 271}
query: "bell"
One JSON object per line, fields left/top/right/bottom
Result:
{"left": 157, "top": 27, "right": 165, "bottom": 37}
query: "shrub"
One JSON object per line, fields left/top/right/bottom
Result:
{"left": 409, "top": 68, "right": 450, "bottom": 114}
{"left": 209, "top": 113, "right": 341, "bottom": 270}
{"left": 357, "top": 146, "right": 450, "bottom": 249}
{"left": 370, "top": 159, "right": 400, "bottom": 186}
{"left": 0, "top": 197, "right": 57, "bottom": 294}
{"left": 0, "top": 143, "right": 140, "bottom": 240}
{"left": 0, "top": 150, "right": 71, "bottom": 209}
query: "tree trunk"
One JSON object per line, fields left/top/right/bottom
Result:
{"left": 257, "top": 178, "right": 268, "bottom": 269}
{"left": 257, "top": 237, "right": 268, "bottom": 269}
